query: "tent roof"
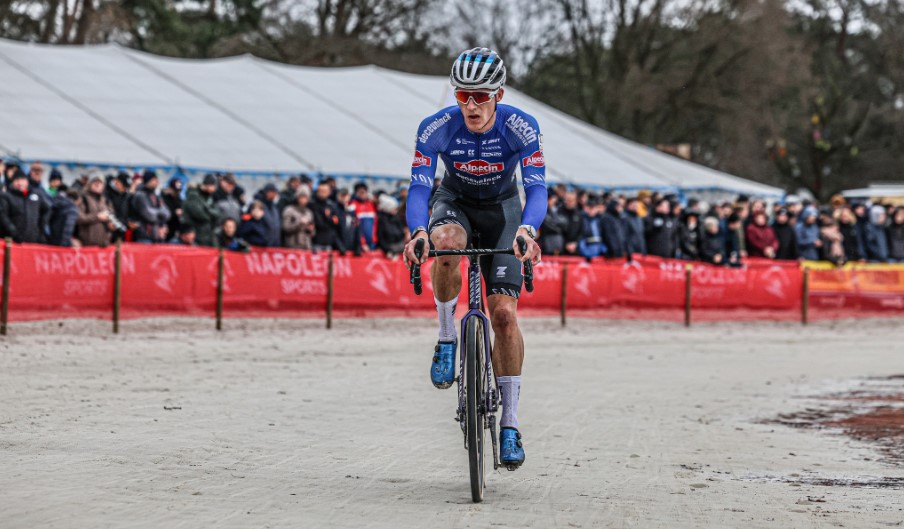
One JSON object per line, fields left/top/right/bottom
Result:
{"left": 0, "top": 38, "right": 783, "bottom": 197}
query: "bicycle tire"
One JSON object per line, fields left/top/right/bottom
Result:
{"left": 464, "top": 315, "right": 486, "bottom": 503}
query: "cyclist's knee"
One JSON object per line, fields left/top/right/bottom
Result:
{"left": 431, "top": 224, "right": 466, "bottom": 250}
{"left": 490, "top": 303, "right": 518, "bottom": 334}
{"left": 431, "top": 225, "right": 467, "bottom": 267}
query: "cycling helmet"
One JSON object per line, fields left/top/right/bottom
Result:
{"left": 450, "top": 47, "right": 506, "bottom": 91}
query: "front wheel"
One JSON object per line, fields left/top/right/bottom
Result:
{"left": 464, "top": 315, "right": 486, "bottom": 503}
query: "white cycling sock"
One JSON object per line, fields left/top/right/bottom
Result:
{"left": 436, "top": 296, "right": 458, "bottom": 343}
{"left": 497, "top": 376, "right": 521, "bottom": 428}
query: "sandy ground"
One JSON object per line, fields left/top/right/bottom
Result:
{"left": 2, "top": 316, "right": 904, "bottom": 529}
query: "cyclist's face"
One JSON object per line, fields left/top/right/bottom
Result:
{"left": 457, "top": 88, "right": 503, "bottom": 134}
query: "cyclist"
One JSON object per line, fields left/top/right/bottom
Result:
{"left": 403, "top": 47, "right": 546, "bottom": 470}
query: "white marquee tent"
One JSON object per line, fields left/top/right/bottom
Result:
{"left": 0, "top": 38, "right": 783, "bottom": 198}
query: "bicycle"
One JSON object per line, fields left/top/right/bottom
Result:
{"left": 409, "top": 234, "right": 534, "bottom": 503}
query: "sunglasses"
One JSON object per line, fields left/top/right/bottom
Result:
{"left": 454, "top": 89, "right": 498, "bottom": 105}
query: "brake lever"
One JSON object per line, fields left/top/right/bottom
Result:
{"left": 410, "top": 238, "right": 425, "bottom": 295}
{"left": 516, "top": 236, "right": 534, "bottom": 293}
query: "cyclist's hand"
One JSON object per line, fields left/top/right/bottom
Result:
{"left": 513, "top": 228, "right": 541, "bottom": 265}
{"left": 404, "top": 231, "right": 430, "bottom": 266}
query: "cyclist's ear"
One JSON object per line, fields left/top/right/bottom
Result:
{"left": 496, "top": 88, "right": 504, "bottom": 102}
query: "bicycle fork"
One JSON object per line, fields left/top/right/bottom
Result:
{"left": 455, "top": 256, "right": 500, "bottom": 469}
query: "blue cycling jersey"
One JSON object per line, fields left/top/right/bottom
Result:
{"left": 406, "top": 104, "right": 547, "bottom": 233}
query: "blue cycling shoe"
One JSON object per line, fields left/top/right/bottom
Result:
{"left": 500, "top": 427, "right": 525, "bottom": 470}
{"left": 431, "top": 342, "right": 456, "bottom": 389}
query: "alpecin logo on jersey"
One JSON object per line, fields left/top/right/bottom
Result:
{"left": 505, "top": 114, "right": 538, "bottom": 144}
{"left": 412, "top": 150, "right": 432, "bottom": 167}
{"left": 522, "top": 150, "right": 545, "bottom": 168}
{"left": 454, "top": 160, "right": 504, "bottom": 175}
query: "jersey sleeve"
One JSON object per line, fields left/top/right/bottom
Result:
{"left": 406, "top": 114, "right": 443, "bottom": 232}
{"left": 516, "top": 115, "right": 547, "bottom": 230}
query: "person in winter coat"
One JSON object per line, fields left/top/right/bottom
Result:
{"left": 276, "top": 176, "right": 302, "bottom": 214}
{"left": 560, "top": 191, "right": 584, "bottom": 256}
{"left": 351, "top": 182, "right": 377, "bottom": 250}
{"left": 281, "top": 187, "right": 315, "bottom": 250}
{"left": 77, "top": 175, "right": 113, "bottom": 247}
{"left": 818, "top": 216, "right": 845, "bottom": 266}
{"left": 236, "top": 201, "right": 271, "bottom": 247}
{"left": 622, "top": 197, "right": 646, "bottom": 256}
{"left": 181, "top": 174, "right": 221, "bottom": 247}
{"left": 887, "top": 207, "right": 904, "bottom": 262}
{"left": 131, "top": 171, "right": 171, "bottom": 242}
{"left": 838, "top": 207, "right": 865, "bottom": 262}
{"left": 253, "top": 183, "right": 282, "bottom": 247}
{"left": 724, "top": 213, "right": 743, "bottom": 266}
{"left": 644, "top": 198, "right": 677, "bottom": 258}
{"left": 599, "top": 199, "right": 627, "bottom": 258}
{"left": 105, "top": 172, "right": 132, "bottom": 241}
{"left": 538, "top": 193, "right": 566, "bottom": 255}
{"left": 336, "top": 188, "right": 361, "bottom": 255}
{"left": 213, "top": 174, "right": 243, "bottom": 223}
{"left": 677, "top": 211, "right": 701, "bottom": 260}
{"left": 864, "top": 205, "right": 890, "bottom": 262}
{"left": 578, "top": 195, "right": 606, "bottom": 259}
{"left": 795, "top": 206, "right": 821, "bottom": 260}
{"left": 161, "top": 177, "right": 184, "bottom": 239}
{"left": 310, "top": 181, "right": 344, "bottom": 252}
{"left": 48, "top": 187, "right": 80, "bottom": 247}
{"left": 1, "top": 170, "right": 50, "bottom": 243}
{"left": 700, "top": 216, "right": 726, "bottom": 265}
{"left": 217, "top": 218, "right": 249, "bottom": 252}
{"left": 771, "top": 208, "right": 799, "bottom": 260}
{"left": 376, "top": 194, "right": 407, "bottom": 258}
{"left": 745, "top": 211, "right": 778, "bottom": 259}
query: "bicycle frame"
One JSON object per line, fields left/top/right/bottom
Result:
{"left": 457, "top": 255, "right": 498, "bottom": 439}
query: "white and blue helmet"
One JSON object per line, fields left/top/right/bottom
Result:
{"left": 450, "top": 47, "right": 507, "bottom": 91}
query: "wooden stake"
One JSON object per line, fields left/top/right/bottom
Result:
{"left": 216, "top": 248, "right": 224, "bottom": 331}
{"left": 684, "top": 263, "right": 692, "bottom": 327}
{"left": 560, "top": 263, "right": 568, "bottom": 327}
{"left": 801, "top": 267, "right": 810, "bottom": 325}
{"left": 326, "top": 253, "right": 334, "bottom": 329}
{"left": 113, "top": 241, "right": 122, "bottom": 334}
{"left": 1, "top": 238, "right": 11, "bottom": 336}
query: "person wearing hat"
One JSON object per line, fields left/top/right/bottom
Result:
{"left": 700, "top": 216, "right": 726, "bottom": 265}
{"left": 644, "top": 198, "right": 678, "bottom": 258}
{"left": 213, "top": 173, "right": 243, "bottom": 223}
{"left": 169, "top": 224, "right": 197, "bottom": 246}
{"left": 277, "top": 176, "right": 302, "bottom": 214}
{"left": 181, "top": 174, "right": 222, "bottom": 247}
{"left": 864, "top": 204, "right": 890, "bottom": 262}
{"left": 351, "top": 182, "right": 377, "bottom": 251}
{"left": 600, "top": 198, "right": 627, "bottom": 258}
{"left": 48, "top": 169, "right": 63, "bottom": 197}
{"left": 310, "top": 180, "right": 343, "bottom": 252}
{"left": 0, "top": 169, "right": 49, "bottom": 243}
{"left": 678, "top": 210, "right": 701, "bottom": 260}
{"left": 76, "top": 174, "right": 114, "bottom": 247}
{"left": 282, "top": 186, "right": 315, "bottom": 250}
{"left": 105, "top": 172, "right": 133, "bottom": 240}
{"left": 771, "top": 208, "right": 799, "bottom": 260}
{"left": 376, "top": 193, "right": 406, "bottom": 258}
{"left": 795, "top": 206, "right": 822, "bottom": 260}
{"left": 131, "top": 170, "right": 171, "bottom": 242}
{"left": 252, "top": 182, "right": 282, "bottom": 247}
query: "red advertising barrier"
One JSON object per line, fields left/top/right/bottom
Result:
{"left": 0, "top": 242, "right": 901, "bottom": 324}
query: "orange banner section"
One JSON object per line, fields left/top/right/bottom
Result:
{"left": 0, "top": 242, "right": 901, "bottom": 322}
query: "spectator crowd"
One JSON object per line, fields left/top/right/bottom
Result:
{"left": 537, "top": 186, "right": 904, "bottom": 265}
{"left": 0, "top": 159, "right": 410, "bottom": 256}
{"left": 2, "top": 158, "right": 902, "bottom": 266}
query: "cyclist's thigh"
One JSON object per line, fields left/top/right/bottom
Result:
{"left": 467, "top": 195, "right": 523, "bottom": 299}
{"left": 429, "top": 187, "right": 473, "bottom": 241}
